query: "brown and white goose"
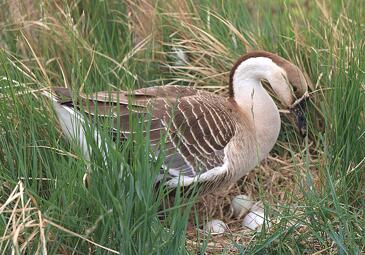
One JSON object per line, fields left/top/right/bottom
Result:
{"left": 45, "top": 51, "right": 309, "bottom": 192}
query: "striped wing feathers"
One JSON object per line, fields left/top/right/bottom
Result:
{"left": 52, "top": 85, "right": 237, "bottom": 179}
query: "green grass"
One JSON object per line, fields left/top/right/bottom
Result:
{"left": 0, "top": 0, "right": 364, "bottom": 254}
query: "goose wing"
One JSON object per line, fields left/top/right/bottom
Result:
{"left": 52, "top": 85, "right": 237, "bottom": 186}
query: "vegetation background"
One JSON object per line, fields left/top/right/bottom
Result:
{"left": 0, "top": 0, "right": 364, "bottom": 254}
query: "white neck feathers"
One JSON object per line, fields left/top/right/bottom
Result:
{"left": 232, "top": 57, "right": 293, "bottom": 107}
{"left": 232, "top": 57, "right": 291, "bottom": 161}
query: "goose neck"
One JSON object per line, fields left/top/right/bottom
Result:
{"left": 234, "top": 78, "right": 281, "bottom": 161}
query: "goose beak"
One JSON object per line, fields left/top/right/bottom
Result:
{"left": 291, "top": 104, "right": 306, "bottom": 137}
{"left": 290, "top": 92, "right": 309, "bottom": 137}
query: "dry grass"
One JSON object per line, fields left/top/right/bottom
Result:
{"left": 1, "top": 181, "right": 47, "bottom": 254}
{"left": 0, "top": 181, "right": 121, "bottom": 254}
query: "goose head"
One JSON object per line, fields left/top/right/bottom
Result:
{"left": 229, "top": 51, "right": 310, "bottom": 137}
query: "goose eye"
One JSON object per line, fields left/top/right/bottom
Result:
{"left": 291, "top": 85, "right": 299, "bottom": 97}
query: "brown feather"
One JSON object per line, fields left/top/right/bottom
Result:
{"left": 51, "top": 85, "right": 238, "bottom": 184}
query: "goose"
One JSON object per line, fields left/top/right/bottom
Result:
{"left": 44, "top": 51, "right": 309, "bottom": 193}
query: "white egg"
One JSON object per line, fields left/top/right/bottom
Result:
{"left": 205, "top": 219, "right": 227, "bottom": 235}
{"left": 242, "top": 211, "right": 265, "bottom": 230}
{"left": 231, "top": 195, "right": 254, "bottom": 218}
{"left": 242, "top": 202, "right": 271, "bottom": 231}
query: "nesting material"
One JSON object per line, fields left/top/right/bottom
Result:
{"left": 231, "top": 195, "right": 255, "bottom": 218}
{"left": 205, "top": 219, "right": 227, "bottom": 235}
{"left": 242, "top": 202, "right": 271, "bottom": 231}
